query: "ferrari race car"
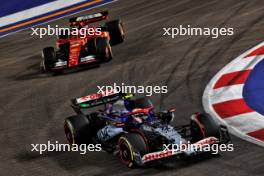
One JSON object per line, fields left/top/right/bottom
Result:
{"left": 64, "top": 90, "right": 231, "bottom": 167}
{"left": 40, "top": 11, "right": 124, "bottom": 73}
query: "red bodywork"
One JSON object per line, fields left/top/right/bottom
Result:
{"left": 55, "top": 11, "right": 110, "bottom": 69}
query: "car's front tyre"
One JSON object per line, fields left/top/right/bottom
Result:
{"left": 118, "top": 133, "right": 148, "bottom": 167}
{"left": 41, "top": 47, "right": 57, "bottom": 72}
{"left": 105, "top": 19, "right": 125, "bottom": 45}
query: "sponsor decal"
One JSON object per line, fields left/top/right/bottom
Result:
{"left": 193, "top": 137, "right": 218, "bottom": 149}
{"left": 76, "top": 12, "right": 103, "bottom": 21}
{"left": 142, "top": 149, "right": 174, "bottom": 162}
{"left": 76, "top": 89, "right": 117, "bottom": 104}
{"left": 55, "top": 61, "right": 67, "bottom": 67}
{"left": 80, "top": 55, "right": 96, "bottom": 62}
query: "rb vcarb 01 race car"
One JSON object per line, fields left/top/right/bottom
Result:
{"left": 40, "top": 11, "right": 124, "bottom": 73}
{"left": 64, "top": 90, "right": 231, "bottom": 167}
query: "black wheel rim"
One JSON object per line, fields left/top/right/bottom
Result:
{"left": 119, "top": 140, "right": 132, "bottom": 164}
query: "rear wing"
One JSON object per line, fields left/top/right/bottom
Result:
{"left": 69, "top": 11, "right": 108, "bottom": 25}
{"left": 72, "top": 89, "right": 133, "bottom": 110}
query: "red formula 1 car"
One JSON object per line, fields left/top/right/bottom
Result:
{"left": 40, "top": 11, "right": 125, "bottom": 73}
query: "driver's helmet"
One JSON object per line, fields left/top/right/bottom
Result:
{"left": 131, "top": 108, "right": 149, "bottom": 122}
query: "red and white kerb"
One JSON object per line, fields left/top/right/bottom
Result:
{"left": 203, "top": 42, "right": 264, "bottom": 146}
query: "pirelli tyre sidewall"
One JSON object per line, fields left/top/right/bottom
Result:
{"left": 41, "top": 47, "right": 57, "bottom": 71}
{"left": 118, "top": 133, "right": 147, "bottom": 168}
{"left": 64, "top": 115, "right": 91, "bottom": 145}
{"left": 105, "top": 19, "right": 125, "bottom": 45}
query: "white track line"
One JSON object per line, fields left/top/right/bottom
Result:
{"left": 1, "top": 0, "right": 87, "bottom": 27}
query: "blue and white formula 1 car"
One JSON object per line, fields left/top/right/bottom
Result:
{"left": 64, "top": 90, "right": 231, "bottom": 167}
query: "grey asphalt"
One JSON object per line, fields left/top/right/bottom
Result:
{"left": 0, "top": 0, "right": 264, "bottom": 175}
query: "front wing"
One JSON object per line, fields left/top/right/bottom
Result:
{"left": 52, "top": 55, "right": 97, "bottom": 70}
{"left": 140, "top": 137, "right": 219, "bottom": 164}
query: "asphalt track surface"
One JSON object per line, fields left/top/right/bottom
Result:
{"left": 1, "top": 0, "right": 264, "bottom": 175}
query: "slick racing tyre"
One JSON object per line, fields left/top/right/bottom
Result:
{"left": 190, "top": 113, "right": 220, "bottom": 142}
{"left": 64, "top": 114, "right": 92, "bottom": 145}
{"left": 96, "top": 37, "right": 113, "bottom": 61}
{"left": 118, "top": 133, "right": 148, "bottom": 168}
{"left": 105, "top": 19, "right": 125, "bottom": 45}
{"left": 41, "top": 47, "right": 57, "bottom": 71}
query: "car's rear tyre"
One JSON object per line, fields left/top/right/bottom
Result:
{"left": 96, "top": 37, "right": 113, "bottom": 61}
{"left": 64, "top": 114, "right": 92, "bottom": 145}
{"left": 118, "top": 133, "right": 147, "bottom": 168}
{"left": 41, "top": 47, "right": 57, "bottom": 71}
{"left": 105, "top": 19, "right": 125, "bottom": 45}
